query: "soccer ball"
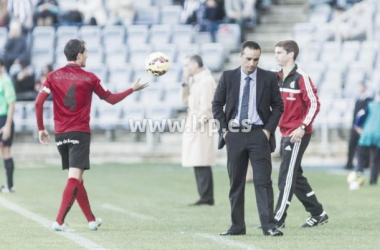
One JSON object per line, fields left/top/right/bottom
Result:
{"left": 145, "top": 52, "right": 170, "bottom": 76}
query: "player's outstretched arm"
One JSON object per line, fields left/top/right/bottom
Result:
{"left": 104, "top": 78, "right": 149, "bottom": 105}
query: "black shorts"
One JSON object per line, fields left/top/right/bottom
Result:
{"left": 0, "top": 115, "right": 14, "bottom": 147}
{"left": 55, "top": 131, "right": 91, "bottom": 170}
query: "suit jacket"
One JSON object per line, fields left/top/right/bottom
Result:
{"left": 212, "top": 66, "right": 284, "bottom": 151}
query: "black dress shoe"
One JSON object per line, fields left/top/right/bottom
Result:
{"left": 264, "top": 228, "right": 283, "bottom": 236}
{"left": 220, "top": 229, "right": 246, "bottom": 236}
{"left": 189, "top": 200, "right": 214, "bottom": 206}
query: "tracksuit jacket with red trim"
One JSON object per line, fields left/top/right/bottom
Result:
{"left": 278, "top": 64, "right": 320, "bottom": 137}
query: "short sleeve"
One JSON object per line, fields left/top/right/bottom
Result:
{"left": 4, "top": 77, "right": 16, "bottom": 103}
{"left": 92, "top": 74, "right": 111, "bottom": 100}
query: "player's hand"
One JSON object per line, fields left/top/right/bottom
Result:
{"left": 262, "top": 129, "right": 270, "bottom": 140}
{"left": 131, "top": 78, "right": 149, "bottom": 92}
{"left": 290, "top": 127, "right": 305, "bottom": 143}
{"left": 354, "top": 126, "right": 362, "bottom": 134}
{"left": 0, "top": 125, "right": 11, "bottom": 141}
{"left": 38, "top": 130, "right": 50, "bottom": 145}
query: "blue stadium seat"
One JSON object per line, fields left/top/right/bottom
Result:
{"left": 156, "top": 64, "right": 181, "bottom": 84}
{"left": 164, "top": 85, "right": 185, "bottom": 110}
{"left": 134, "top": 7, "right": 160, "bottom": 25}
{"left": 149, "top": 25, "right": 172, "bottom": 45}
{"left": 85, "top": 65, "right": 108, "bottom": 83}
{"left": 195, "top": 32, "right": 213, "bottom": 45}
{"left": 320, "top": 42, "right": 341, "bottom": 62}
{"left": 134, "top": 0, "right": 153, "bottom": 7}
{"left": 137, "top": 86, "right": 164, "bottom": 107}
{"left": 216, "top": 24, "right": 241, "bottom": 52}
{"left": 153, "top": 0, "right": 173, "bottom": 6}
{"left": 96, "top": 104, "right": 123, "bottom": 130}
{"left": 153, "top": 44, "right": 177, "bottom": 63}
{"left": 293, "top": 23, "right": 315, "bottom": 43}
{"left": 105, "top": 46, "right": 128, "bottom": 66}
{"left": 103, "top": 25, "right": 126, "bottom": 46}
{"left": 32, "top": 47, "right": 54, "bottom": 71}
{"left": 108, "top": 64, "right": 133, "bottom": 89}
{"left": 132, "top": 66, "right": 155, "bottom": 84}
{"left": 56, "top": 26, "right": 79, "bottom": 45}
{"left": 298, "top": 42, "right": 321, "bottom": 62}
{"left": 79, "top": 26, "right": 102, "bottom": 44}
{"left": 341, "top": 41, "right": 361, "bottom": 62}
{"left": 160, "top": 5, "right": 182, "bottom": 24}
{"left": 0, "top": 27, "right": 7, "bottom": 53}
{"left": 200, "top": 43, "right": 224, "bottom": 72}
{"left": 171, "top": 25, "right": 194, "bottom": 45}
{"left": 32, "top": 26, "right": 55, "bottom": 49}
{"left": 128, "top": 44, "right": 153, "bottom": 68}
{"left": 126, "top": 25, "right": 149, "bottom": 45}
{"left": 85, "top": 44, "right": 104, "bottom": 66}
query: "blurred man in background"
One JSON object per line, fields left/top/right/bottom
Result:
{"left": 181, "top": 55, "right": 216, "bottom": 206}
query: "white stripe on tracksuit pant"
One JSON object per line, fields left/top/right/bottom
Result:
{"left": 274, "top": 134, "right": 323, "bottom": 223}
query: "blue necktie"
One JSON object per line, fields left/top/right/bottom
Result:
{"left": 240, "top": 76, "right": 251, "bottom": 125}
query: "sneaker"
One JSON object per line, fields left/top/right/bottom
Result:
{"left": 89, "top": 218, "right": 102, "bottom": 231}
{"left": 301, "top": 211, "right": 329, "bottom": 228}
{"left": 52, "top": 221, "right": 74, "bottom": 232}
{"left": 0, "top": 185, "right": 15, "bottom": 193}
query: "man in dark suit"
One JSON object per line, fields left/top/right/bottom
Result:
{"left": 212, "top": 41, "right": 284, "bottom": 236}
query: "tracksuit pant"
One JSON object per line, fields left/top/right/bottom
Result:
{"left": 274, "top": 134, "right": 324, "bottom": 224}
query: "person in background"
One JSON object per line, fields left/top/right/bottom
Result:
{"left": 33, "top": 0, "right": 59, "bottom": 26}
{"left": 181, "top": 55, "right": 216, "bottom": 206}
{"left": 348, "top": 90, "right": 380, "bottom": 190}
{"left": 345, "top": 82, "right": 372, "bottom": 170}
{"left": 77, "top": 0, "right": 107, "bottom": 26}
{"left": 11, "top": 60, "right": 36, "bottom": 101}
{"left": 0, "top": 58, "right": 16, "bottom": 193}
{"left": 107, "top": 0, "right": 135, "bottom": 26}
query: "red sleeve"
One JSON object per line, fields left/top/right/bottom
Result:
{"left": 35, "top": 91, "right": 50, "bottom": 131}
{"left": 92, "top": 74, "right": 111, "bottom": 100}
{"left": 299, "top": 74, "right": 320, "bottom": 127}
{"left": 104, "top": 88, "right": 134, "bottom": 105}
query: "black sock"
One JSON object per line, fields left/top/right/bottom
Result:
{"left": 4, "top": 158, "right": 14, "bottom": 189}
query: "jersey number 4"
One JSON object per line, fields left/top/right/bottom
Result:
{"left": 63, "top": 84, "right": 77, "bottom": 111}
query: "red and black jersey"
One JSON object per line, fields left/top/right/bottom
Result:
{"left": 278, "top": 64, "right": 320, "bottom": 137}
{"left": 42, "top": 63, "right": 111, "bottom": 133}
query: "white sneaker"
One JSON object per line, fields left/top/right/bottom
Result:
{"left": 89, "top": 218, "right": 102, "bottom": 231}
{"left": 1, "top": 185, "right": 15, "bottom": 193}
{"left": 52, "top": 221, "right": 74, "bottom": 232}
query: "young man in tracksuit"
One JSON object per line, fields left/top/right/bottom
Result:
{"left": 273, "top": 40, "right": 328, "bottom": 228}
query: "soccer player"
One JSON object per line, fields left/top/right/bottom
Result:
{"left": 35, "top": 39, "right": 148, "bottom": 231}
{"left": 273, "top": 40, "right": 328, "bottom": 228}
{"left": 0, "top": 58, "right": 16, "bottom": 193}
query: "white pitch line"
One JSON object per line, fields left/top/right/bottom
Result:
{"left": 0, "top": 197, "right": 107, "bottom": 250}
{"left": 101, "top": 204, "right": 156, "bottom": 221}
{"left": 197, "top": 233, "right": 264, "bottom": 250}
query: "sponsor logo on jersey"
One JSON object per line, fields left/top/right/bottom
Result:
{"left": 290, "top": 81, "right": 295, "bottom": 88}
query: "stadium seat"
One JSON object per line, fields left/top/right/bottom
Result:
{"left": 85, "top": 44, "right": 104, "bottom": 66}
{"left": 320, "top": 42, "right": 341, "bottom": 62}
{"left": 31, "top": 47, "right": 54, "bottom": 71}
{"left": 299, "top": 62, "right": 325, "bottom": 88}
{"left": 126, "top": 25, "right": 149, "bottom": 45}
{"left": 359, "top": 41, "right": 377, "bottom": 73}
{"left": 108, "top": 65, "right": 133, "bottom": 89}
{"left": 0, "top": 27, "right": 7, "bottom": 53}
{"left": 79, "top": 26, "right": 102, "bottom": 44}
{"left": 146, "top": 105, "right": 172, "bottom": 121}
{"left": 128, "top": 44, "right": 153, "bottom": 68}
{"left": 134, "top": 0, "right": 153, "bottom": 6}
{"left": 153, "top": 0, "right": 173, "bottom": 6}
{"left": 298, "top": 42, "right": 321, "bottom": 62}
{"left": 59, "top": 0, "right": 77, "bottom": 11}
{"left": 341, "top": 41, "right": 361, "bottom": 62}
{"left": 195, "top": 32, "right": 213, "bottom": 45}
{"left": 56, "top": 26, "right": 79, "bottom": 45}
{"left": 200, "top": 43, "right": 224, "bottom": 72}
{"left": 176, "top": 44, "right": 199, "bottom": 63}
{"left": 134, "top": 7, "right": 160, "bottom": 25}
{"left": 121, "top": 106, "right": 146, "bottom": 130}
{"left": 32, "top": 26, "right": 55, "bottom": 49}
{"left": 85, "top": 65, "right": 108, "bottom": 83}
{"left": 293, "top": 23, "right": 315, "bottom": 43}
{"left": 149, "top": 25, "right": 172, "bottom": 45}
{"left": 164, "top": 85, "right": 185, "bottom": 110}
{"left": 137, "top": 86, "right": 164, "bottom": 107}
{"left": 105, "top": 46, "right": 128, "bottom": 66}
{"left": 96, "top": 104, "right": 123, "bottom": 130}
{"left": 171, "top": 25, "right": 194, "bottom": 45}
{"left": 103, "top": 25, "right": 126, "bottom": 46}
{"left": 216, "top": 24, "right": 241, "bottom": 52}
{"left": 13, "top": 102, "right": 26, "bottom": 132}
{"left": 132, "top": 66, "right": 155, "bottom": 84}
{"left": 160, "top": 5, "right": 182, "bottom": 24}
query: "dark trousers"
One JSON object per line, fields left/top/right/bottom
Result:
{"left": 225, "top": 128, "right": 275, "bottom": 232}
{"left": 194, "top": 166, "right": 214, "bottom": 202}
{"left": 346, "top": 128, "right": 360, "bottom": 169}
{"left": 356, "top": 146, "right": 380, "bottom": 185}
{"left": 274, "top": 134, "right": 323, "bottom": 224}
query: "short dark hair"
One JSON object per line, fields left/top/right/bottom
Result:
{"left": 241, "top": 41, "right": 261, "bottom": 54}
{"left": 275, "top": 40, "right": 299, "bottom": 60}
{"left": 189, "top": 54, "right": 203, "bottom": 68}
{"left": 64, "top": 39, "right": 86, "bottom": 61}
